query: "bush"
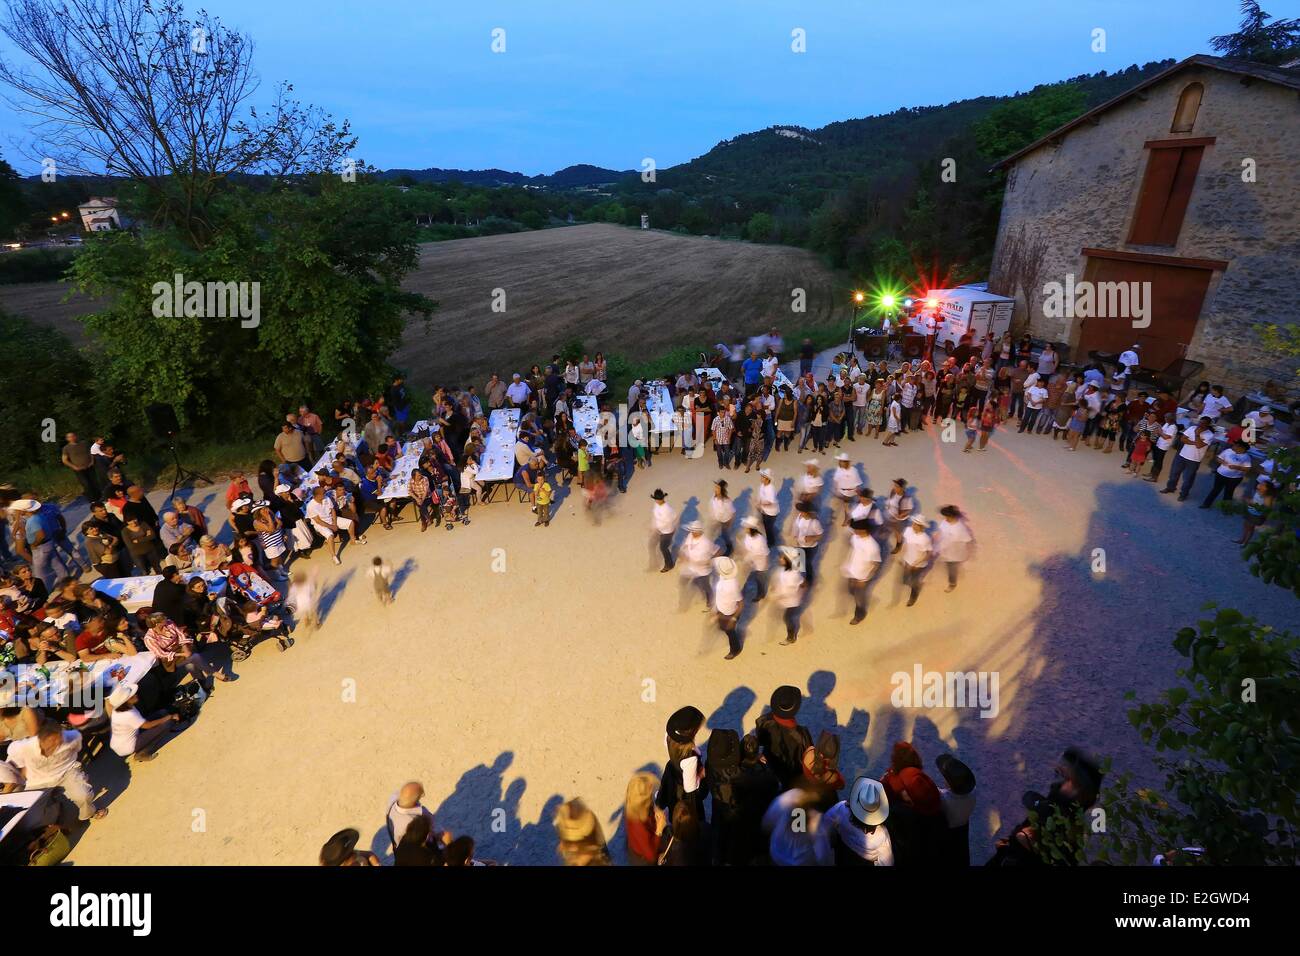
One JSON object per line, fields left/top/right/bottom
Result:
{"left": 0, "top": 246, "right": 77, "bottom": 284}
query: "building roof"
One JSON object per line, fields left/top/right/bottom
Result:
{"left": 992, "top": 54, "right": 1300, "bottom": 170}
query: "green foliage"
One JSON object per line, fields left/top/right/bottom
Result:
{"left": 1210, "top": 1, "right": 1300, "bottom": 65}
{"left": 67, "top": 180, "right": 436, "bottom": 440}
{"left": 745, "top": 212, "right": 775, "bottom": 242}
{"left": 0, "top": 151, "right": 28, "bottom": 241}
{"left": 0, "top": 310, "right": 99, "bottom": 476}
{"left": 970, "top": 83, "right": 1089, "bottom": 160}
{"left": 1099, "top": 608, "right": 1300, "bottom": 865}
{"left": 0, "top": 246, "right": 77, "bottom": 284}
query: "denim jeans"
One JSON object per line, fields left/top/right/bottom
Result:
{"left": 1164, "top": 455, "right": 1202, "bottom": 498}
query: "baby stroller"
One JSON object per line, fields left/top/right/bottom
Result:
{"left": 211, "top": 595, "right": 292, "bottom": 662}
{"left": 437, "top": 473, "right": 469, "bottom": 530}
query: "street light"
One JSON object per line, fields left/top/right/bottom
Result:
{"left": 848, "top": 291, "right": 866, "bottom": 350}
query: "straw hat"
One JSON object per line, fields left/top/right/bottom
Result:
{"left": 554, "top": 798, "right": 598, "bottom": 843}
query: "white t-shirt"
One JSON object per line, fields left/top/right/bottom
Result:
{"left": 1202, "top": 393, "right": 1233, "bottom": 419}
{"left": 801, "top": 473, "right": 823, "bottom": 497}
{"left": 110, "top": 706, "right": 148, "bottom": 757}
{"left": 680, "top": 534, "right": 717, "bottom": 578}
{"left": 506, "top": 381, "right": 531, "bottom": 404}
{"left": 741, "top": 532, "right": 769, "bottom": 572}
{"left": 651, "top": 502, "right": 677, "bottom": 535}
{"left": 714, "top": 576, "right": 743, "bottom": 616}
{"left": 7, "top": 730, "right": 82, "bottom": 787}
{"left": 899, "top": 526, "right": 932, "bottom": 566}
{"left": 793, "top": 515, "right": 824, "bottom": 548}
{"left": 852, "top": 383, "right": 870, "bottom": 407}
{"left": 934, "top": 519, "right": 974, "bottom": 562}
{"left": 1216, "top": 449, "right": 1252, "bottom": 479}
{"left": 771, "top": 568, "right": 805, "bottom": 608}
{"left": 1156, "top": 422, "right": 1178, "bottom": 451}
{"left": 710, "top": 497, "right": 736, "bottom": 524}
{"left": 758, "top": 482, "right": 779, "bottom": 516}
{"left": 842, "top": 533, "right": 882, "bottom": 581}
{"left": 832, "top": 466, "right": 860, "bottom": 496}
{"left": 1178, "top": 426, "right": 1214, "bottom": 462}
{"left": 1024, "top": 385, "right": 1048, "bottom": 410}
{"left": 306, "top": 496, "right": 337, "bottom": 528}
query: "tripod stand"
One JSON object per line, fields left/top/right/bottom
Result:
{"left": 167, "top": 437, "right": 212, "bottom": 499}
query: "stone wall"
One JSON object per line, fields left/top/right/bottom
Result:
{"left": 989, "top": 64, "right": 1300, "bottom": 397}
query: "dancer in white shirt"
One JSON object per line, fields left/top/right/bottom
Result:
{"left": 842, "top": 517, "right": 882, "bottom": 625}
{"left": 649, "top": 488, "right": 677, "bottom": 572}
{"left": 712, "top": 557, "right": 745, "bottom": 660}
{"left": 933, "top": 505, "right": 975, "bottom": 592}
{"left": 898, "top": 514, "right": 933, "bottom": 607}
{"left": 756, "top": 468, "right": 780, "bottom": 545}
{"left": 738, "top": 516, "right": 770, "bottom": 602}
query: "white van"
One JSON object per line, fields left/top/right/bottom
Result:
{"left": 911, "top": 288, "right": 1015, "bottom": 353}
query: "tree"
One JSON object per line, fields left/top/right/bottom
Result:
{"left": 0, "top": 150, "right": 28, "bottom": 240}
{"left": 971, "top": 84, "right": 1088, "bottom": 161}
{"left": 68, "top": 181, "right": 435, "bottom": 435}
{"left": 1100, "top": 608, "right": 1300, "bottom": 865}
{"left": 0, "top": 0, "right": 355, "bottom": 247}
{"left": 1210, "top": 1, "right": 1300, "bottom": 65}
{"left": 745, "top": 212, "right": 775, "bottom": 242}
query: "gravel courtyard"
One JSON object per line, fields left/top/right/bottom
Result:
{"left": 65, "top": 415, "right": 1295, "bottom": 865}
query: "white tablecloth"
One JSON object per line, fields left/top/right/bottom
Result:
{"left": 695, "top": 367, "right": 728, "bottom": 389}
{"left": 645, "top": 382, "right": 676, "bottom": 434}
{"left": 296, "top": 438, "right": 356, "bottom": 495}
{"left": 4, "top": 651, "right": 156, "bottom": 709}
{"left": 378, "top": 450, "right": 422, "bottom": 500}
{"left": 93, "top": 570, "right": 227, "bottom": 612}
{"left": 480, "top": 408, "right": 521, "bottom": 482}
{"left": 573, "top": 396, "right": 604, "bottom": 456}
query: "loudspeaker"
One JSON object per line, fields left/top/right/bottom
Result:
{"left": 857, "top": 334, "right": 887, "bottom": 358}
{"left": 145, "top": 402, "right": 181, "bottom": 439}
{"left": 902, "top": 334, "right": 926, "bottom": 359}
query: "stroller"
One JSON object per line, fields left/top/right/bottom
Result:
{"left": 211, "top": 595, "right": 292, "bottom": 661}
{"left": 436, "top": 473, "right": 469, "bottom": 530}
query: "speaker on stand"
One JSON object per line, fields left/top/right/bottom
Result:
{"left": 146, "top": 402, "right": 212, "bottom": 498}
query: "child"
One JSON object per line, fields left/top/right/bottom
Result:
{"left": 978, "top": 402, "right": 997, "bottom": 450}
{"left": 534, "top": 474, "right": 554, "bottom": 527}
{"left": 1126, "top": 430, "right": 1151, "bottom": 476}
{"left": 288, "top": 570, "right": 320, "bottom": 633}
{"left": 1234, "top": 480, "right": 1275, "bottom": 547}
{"left": 1066, "top": 405, "right": 1087, "bottom": 451}
{"left": 460, "top": 456, "right": 482, "bottom": 505}
{"left": 962, "top": 404, "right": 979, "bottom": 453}
{"left": 996, "top": 386, "right": 1011, "bottom": 424}
{"left": 369, "top": 556, "right": 393, "bottom": 605}
{"left": 576, "top": 439, "right": 590, "bottom": 488}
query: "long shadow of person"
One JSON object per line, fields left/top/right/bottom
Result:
{"left": 390, "top": 558, "right": 418, "bottom": 599}
{"left": 315, "top": 569, "right": 354, "bottom": 626}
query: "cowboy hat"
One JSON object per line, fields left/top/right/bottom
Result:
{"left": 910, "top": 514, "right": 927, "bottom": 526}
{"left": 758, "top": 468, "right": 773, "bottom": 479}
{"left": 319, "top": 828, "right": 361, "bottom": 866}
{"left": 770, "top": 685, "right": 802, "bottom": 718}
{"left": 666, "top": 705, "right": 705, "bottom": 743}
{"left": 713, "top": 556, "right": 737, "bottom": 578}
{"left": 554, "top": 799, "right": 598, "bottom": 843}
{"left": 650, "top": 488, "right": 667, "bottom": 501}
{"left": 835, "top": 452, "right": 851, "bottom": 462}
{"left": 273, "top": 483, "right": 291, "bottom": 494}
{"left": 849, "top": 776, "right": 890, "bottom": 825}
{"left": 802, "top": 458, "right": 819, "bottom": 467}
{"left": 935, "top": 754, "right": 976, "bottom": 796}
{"left": 9, "top": 499, "right": 40, "bottom": 512}
{"left": 741, "top": 515, "right": 763, "bottom": 531}
{"left": 683, "top": 520, "right": 703, "bottom": 533}
{"left": 107, "top": 682, "right": 138, "bottom": 710}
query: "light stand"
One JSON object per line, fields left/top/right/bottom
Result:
{"left": 167, "top": 433, "right": 212, "bottom": 499}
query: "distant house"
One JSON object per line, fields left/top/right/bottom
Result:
{"left": 78, "top": 196, "right": 121, "bottom": 232}
{"left": 988, "top": 54, "right": 1300, "bottom": 395}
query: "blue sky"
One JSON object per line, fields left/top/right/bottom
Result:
{"left": 2, "top": 0, "right": 1293, "bottom": 174}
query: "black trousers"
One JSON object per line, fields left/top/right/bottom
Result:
{"left": 761, "top": 512, "right": 777, "bottom": 546}
{"left": 1202, "top": 473, "right": 1243, "bottom": 508}
{"left": 658, "top": 532, "right": 674, "bottom": 570}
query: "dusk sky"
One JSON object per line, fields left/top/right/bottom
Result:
{"left": 1, "top": 0, "right": 1291, "bottom": 174}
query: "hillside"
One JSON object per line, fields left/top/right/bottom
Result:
{"left": 377, "top": 163, "right": 633, "bottom": 189}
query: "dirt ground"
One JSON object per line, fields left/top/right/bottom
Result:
{"left": 0, "top": 224, "right": 842, "bottom": 389}
{"left": 63, "top": 400, "right": 1296, "bottom": 865}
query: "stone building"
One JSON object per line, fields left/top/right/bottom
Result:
{"left": 988, "top": 55, "right": 1300, "bottom": 397}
